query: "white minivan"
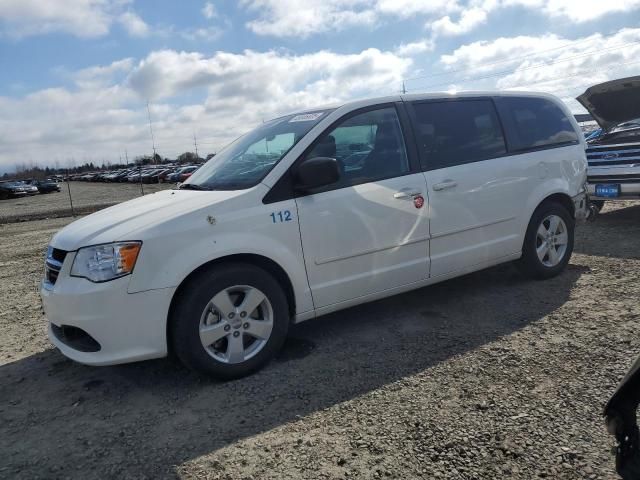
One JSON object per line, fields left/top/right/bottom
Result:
{"left": 41, "top": 92, "right": 588, "bottom": 379}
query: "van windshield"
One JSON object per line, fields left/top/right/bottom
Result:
{"left": 182, "top": 110, "right": 331, "bottom": 191}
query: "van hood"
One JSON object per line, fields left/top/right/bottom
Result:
{"left": 51, "top": 188, "right": 247, "bottom": 251}
{"left": 576, "top": 75, "right": 640, "bottom": 131}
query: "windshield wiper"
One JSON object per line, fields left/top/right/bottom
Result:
{"left": 178, "top": 184, "right": 211, "bottom": 191}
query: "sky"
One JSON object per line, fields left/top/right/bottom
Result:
{"left": 0, "top": 0, "right": 639, "bottom": 173}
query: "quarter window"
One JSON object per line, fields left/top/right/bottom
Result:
{"left": 303, "top": 107, "right": 410, "bottom": 189}
{"left": 411, "top": 100, "right": 507, "bottom": 170}
{"left": 496, "top": 96, "right": 579, "bottom": 151}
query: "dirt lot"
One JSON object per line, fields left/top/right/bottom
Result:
{"left": 0, "top": 182, "right": 172, "bottom": 223}
{"left": 0, "top": 202, "right": 639, "bottom": 479}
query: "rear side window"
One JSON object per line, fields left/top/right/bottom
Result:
{"left": 410, "top": 100, "right": 507, "bottom": 170}
{"left": 496, "top": 96, "right": 579, "bottom": 152}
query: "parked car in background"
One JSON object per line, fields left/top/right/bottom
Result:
{"left": 0, "top": 181, "right": 28, "bottom": 199}
{"left": 117, "top": 170, "right": 135, "bottom": 182}
{"left": 178, "top": 166, "right": 199, "bottom": 182}
{"left": 127, "top": 169, "right": 147, "bottom": 182}
{"left": 167, "top": 166, "right": 198, "bottom": 183}
{"left": 41, "top": 91, "right": 588, "bottom": 379}
{"left": 577, "top": 75, "right": 640, "bottom": 211}
{"left": 19, "top": 181, "right": 39, "bottom": 195}
{"left": 158, "top": 168, "right": 175, "bottom": 182}
{"left": 31, "top": 179, "right": 61, "bottom": 193}
{"left": 141, "top": 168, "right": 173, "bottom": 183}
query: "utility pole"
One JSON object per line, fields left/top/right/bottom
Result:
{"left": 193, "top": 132, "right": 199, "bottom": 159}
{"left": 125, "top": 149, "right": 129, "bottom": 167}
{"left": 402, "top": 81, "right": 407, "bottom": 95}
{"left": 146, "top": 101, "right": 157, "bottom": 164}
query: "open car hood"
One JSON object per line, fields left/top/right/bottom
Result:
{"left": 576, "top": 76, "right": 640, "bottom": 131}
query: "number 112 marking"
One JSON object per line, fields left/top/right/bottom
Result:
{"left": 270, "top": 210, "right": 292, "bottom": 223}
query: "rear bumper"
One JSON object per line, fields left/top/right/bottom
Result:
{"left": 573, "top": 189, "right": 590, "bottom": 221}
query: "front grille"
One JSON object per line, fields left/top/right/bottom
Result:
{"left": 588, "top": 175, "right": 640, "bottom": 184}
{"left": 47, "top": 268, "right": 59, "bottom": 284}
{"left": 587, "top": 142, "right": 640, "bottom": 167}
{"left": 45, "top": 247, "right": 67, "bottom": 286}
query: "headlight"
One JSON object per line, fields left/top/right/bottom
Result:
{"left": 71, "top": 242, "right": 142, "bottom": 282}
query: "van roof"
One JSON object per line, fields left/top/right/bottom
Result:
{"left": 289, "top": 90, "right": 561, "bottom": 117}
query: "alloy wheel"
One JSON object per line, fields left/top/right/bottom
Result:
{"left": 535, "top": 214, "right": 569, "bottom": 267}
{"left": 199, "top": 285, "right": 274, "bottom": 364}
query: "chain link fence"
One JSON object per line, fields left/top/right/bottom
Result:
{"left": 0, "top": 170, "right": 175, "bottom": 224}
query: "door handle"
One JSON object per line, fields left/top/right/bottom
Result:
{"left": 432, "top": 180, "right": 457, "bottom": 191}
{"left": 394, "top": 190, "right": 422, "bottom": 200}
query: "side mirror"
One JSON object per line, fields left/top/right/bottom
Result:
{"left": 294, "top": 157, "right": 340, "bottom": 191}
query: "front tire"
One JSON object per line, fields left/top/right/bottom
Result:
{"left": 516, "top": 202, "right": 574, "bottom": 280}
{"left": 170, "top": 263, "right": 289, "bottom": 379}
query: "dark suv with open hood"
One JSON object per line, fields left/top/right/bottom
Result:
{"left": 578, "top": 76, "right": 640, "bottom": 208}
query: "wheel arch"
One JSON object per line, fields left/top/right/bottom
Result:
{"left": 166, "top": 253, "right": 297, "bottom": 353}
{"left": 520, "top": 190, "right": 575, "bottom": 253}
{"left": 537, "top": 192, "right": 575, "bottom": 217}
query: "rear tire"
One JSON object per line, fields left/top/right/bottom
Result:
{"left": 516, "top": 202, "right": 574, "bottom": 280}
{"left": 170, "top": 263, "right": 289, "bottom": 379}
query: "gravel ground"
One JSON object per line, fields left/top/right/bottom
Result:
{"left": 0, "top": 201, "right": 639, "bottom": 479}
{"left": 0, "top": 182, "right": 172, "bottom": 223}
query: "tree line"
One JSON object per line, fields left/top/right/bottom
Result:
{"left": 1, "top": 152, "right": 215, "bottom": 181}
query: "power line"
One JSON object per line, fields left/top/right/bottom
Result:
{"left": 488, "top": 58, "right": 640, "bottom": 93}
{"left": 406, "top": 41, "right": 640, "bottom": 92}
{"left": 404, "top": 38, "right": 602, "bottom": 83}
{"left": 406, "top": 38, "right": 640, "bottom": 86}
{"left": 364, "top": 38, "right": 640, "bottom": 98}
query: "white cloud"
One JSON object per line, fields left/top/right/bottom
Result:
{"left": 118, "top": 10, "right": 149, "bottom": 37}
{"left": 504, "top": 0, "right": 640, "bottom": 23}
{"left": 430, "top": 6, "right": 489, "bottom": 36}
{"left": 240, "top": 0, "right": 377, "bottom": 38}
{"left": 440, "top": 33, "right": 567, "bottom": 70}
{"left": 237, "top": 0, "right": 640, "bottom": 39}
{"left": 0, "top": 0, "right": 154, "bottom": 38}
{"left": 127, "top": 47, "right": 411, "bottom": 102}
{"left": 239, "top": 0, "right": 462, "bottom": 38}
{"left": 72, "top": 58, "right": 135, "bottom": 89}
{"left": 427, "top": 0, "right": 640, "bottom": 38}
{"left": 202, "top": 2, "right": 217, "bottom": 19}
{"left": 376, "top": 0, "right": 459, "bottom": 17}
{"left": 180, "top": 26, "right": 224, "bottom": 42}
{"left": 0, "top": 0, "right": 114, "bottom": 37}
{"left": 395, "top": 39, "right": 435, "bottom": 56}
{"left": 428, "top": 28, "right": 640, "bottom": 112}
{"left": 0, "top": 46, "right": 413, "bottom": 169}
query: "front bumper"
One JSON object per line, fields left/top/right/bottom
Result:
{"left": 587, "top": 182, "right": 640, "bottom": 200}
{"left": 40, "top": 255, "right": 175, "bottom": 366}
{"left": 8, "top": 191, "right": 27, "bottom": 198}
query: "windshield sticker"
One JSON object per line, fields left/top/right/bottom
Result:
{"left": 289, "top": 112, "right": 324, "bottom": 123}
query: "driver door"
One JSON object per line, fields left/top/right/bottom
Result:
{"left": 295, "top": 105, "right": 430, "bottom": 309}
